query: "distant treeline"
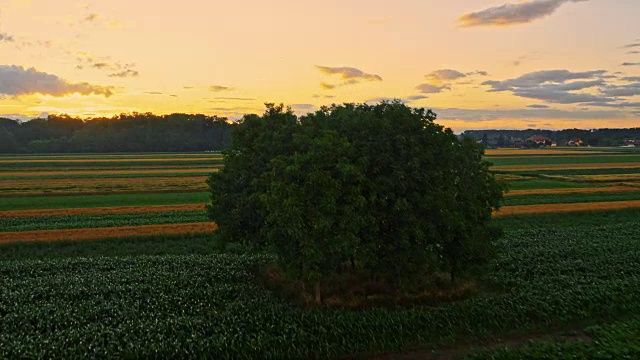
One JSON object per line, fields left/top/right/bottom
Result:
{"left": 0, "top": 113, "right": 233, "bottom": 153}
{"left": 463, "top": 128, "right": 640, "bottom": 147}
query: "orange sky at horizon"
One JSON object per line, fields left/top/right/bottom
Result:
{"left": 0, "top": 0, "right": 639, "bottom": 132}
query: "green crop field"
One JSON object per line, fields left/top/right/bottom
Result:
{"left": 1, "top": 148, "right": 640, "bottom": 358}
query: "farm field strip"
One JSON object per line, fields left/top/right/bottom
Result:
{"left": 0, "top": 192, "right": 210, "bottom": 211}
{"left": 493, "top": 162, "right": 640, "bottom": 171}
{"left": 0, "top": 157, "right": 223, "bottom": 164}
{"left": 0, "top": 153, "right": 222, "bottom": 160}
{"left": 495, "top": 200, "right": 640, "bottom": 216}
{"left": 486, "top": 153, "right": 640, "bottom": 159}
{"left": 0, "top": 163, "right": 222, "bottom": 176}
{"left": 488, "top": 155, "right": 640, "bottom": 166}
{"left": 505, "top": 186, "right": 638, "bottom": 196}
{"left": 503, "top": 191, "right": 640, "bottom": 206}
{"left": 505, "top": 179, "right": 605, "bottom": 190}
{"left": 0, "top": 210, "right": 208, "bottom": 232}
{"left": 540, "top": 173, "right": 640, "bottom": 183}
{"left": 1, "top": 223, "right": 639, "bottom": 358}
{"left": 0, "top": 204, "right": 206, "bottom": 218}
{"left": 0, "top": 167, "right": 220, "bottom": 178}
{"left": 0, "top": 176, "right": 209, "bottom": 197}
{"left": 485, "top": 149, "right": 610, "bottom": 155}
{"left": 0, "top": 222, "right": 217, "bottom": 244}
{"left": 0, "top": 160, "right": 223, "bottom": 169}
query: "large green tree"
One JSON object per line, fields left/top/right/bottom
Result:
{"left": 208, "top": 101, "right": 505, "bottom": 302}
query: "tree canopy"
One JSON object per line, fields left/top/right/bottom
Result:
{"left": 208, "top": 101, "right": 505, "bottom": 303}
{"left": 0, "top": 113, "right": 232, "bottom": 153}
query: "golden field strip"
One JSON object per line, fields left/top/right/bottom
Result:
{"left": 1, "top": 148, "right": 639, "bottom": 243}
{"left": 494, "top": 200, "right": 640, "bottom": 217}
{"left": 0, "top": 176, "right": 208, "bottom": 196}
{"left": 0, "top": 157, "right": 222, "bottom": 164}
{"left": 484, "top": 149, "right": 608, "bottom": 155}
{"left": 493, "top": 163, "right": 640, "bottom": 171}
{"left": 0, "top": 222, "right": 218, "bottom": 244}
{"left": 505, "top": 186, "right": 639, "bottom": 197}
{"left": 0, "top": 204, "right": 206, "bottom": 218}
{"left": 1, "top": 200, "right": 640, "bottom": 243}
{"left": 0, "top": 168, "right": 219, "bottom": 177}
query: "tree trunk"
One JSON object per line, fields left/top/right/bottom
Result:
{"left": 315, "top": 281, "right": 322, "bottom": 305}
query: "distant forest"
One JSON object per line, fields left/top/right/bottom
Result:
{"left": 1, "top": 112, "right": 640, "bottom": 153}
{"left": 0, "top": 113, "right": 232, "bottom": 153}
{"left": 463, "top": 128, "right": 640, "bottom": 147}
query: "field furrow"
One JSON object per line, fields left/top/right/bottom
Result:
{"left": 0, "top": 222, "right": 217, "bottom": 243}
{"left": 0, "top": 204, "right": 206, "bottom": 218}
{"left": 505, "top": 186, "right": 638, "bottom": 196}
{"left": 495, "top": 200, "right": 640, "bottom": 217}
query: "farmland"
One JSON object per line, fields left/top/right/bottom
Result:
{"left": 1, "top": 148, "right": 640, "bottom": 358}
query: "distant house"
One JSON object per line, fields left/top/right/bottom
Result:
{"left": 526, "top": 135, "right": 552, "bottom": 146}
{"left": 623, "top": 139, "right": 640, "bottom": 147}
{"left": 567, "top": 138, "right": 584, "bottom": 147}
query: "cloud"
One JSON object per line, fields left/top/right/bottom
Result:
{"left": 211, "top": 97, "right": 256, "bottom": 101}
{"left": 406, "top": 95, "right": 429, "bottom": 101}
{"left": 143, "top": 92, "right": 164, "bottom": 95}
{"left": 482, "top": 69, "right": 607, "bottom": 91}
{"left": 623, "top": 42, "right": 640, "bottom": 49}
{"left": 320, "top": 82, "right": 337, "bottom": 90}
{"left": 0, "top": 33, "right": 15, "bottom": 42}
{"left": 458, "top": 0, "right": 589, "bottom": 28}
{"left": 622, "top": 62, "right": 640, "bottom": 66}
{"left": 628, "top": 51, "right": 640, "bottom": 55}
{"left": 527, "top": 104, "right": 550, "bottom": 109}
{"left": 84, "top": 13, "right": 99, "bottom": 22}
{"left": 0, "top": 65, "right": 113, "bottom": 97}
{"left": 481, "top": 69, "right": 640, "bottom": 111}
{"left": 434, "top": 107, "right": 625, "bottom": 121}
{"left": 108, "top": 69, "right": 139, "bottom": 78}
{"left": 316, "top": 66, "right": 382, "bottom": 82}
{"left": 424, "top": 69, "right": 489, "bottom": 84}
{"left": 209, "top": 85, "right": 234, "bottom": 92}
{"left": 316, "top": 66, "right": 382, "bottom": 89}
{"left": 621, "top": 76, "right": 640, "bottom": 82}
{"left": 600, "top": 83, "right": 640, "bottom": 97}
{"left": 75, "top": 52, "right": 139, "bottom": 78}
{"left": 291, "top": 104, "right": 316, "bottom": 111}
{"left": 426, "top": 69, "right": 467, "bottom": 82}
{"left": 415, "top": 83, "right": 450, "bottom": 94}
{"left": 312, "top": 94, "right": 335, "bottom": 99}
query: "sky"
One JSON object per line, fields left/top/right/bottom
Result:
{"left": 0, "top": 0, "right": 639, "bottom": 131}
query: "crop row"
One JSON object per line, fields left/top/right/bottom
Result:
{"left": 0, "top": 176, "right": 208, "bottom": 197}
{"left": 1, "top": 222, "right": 639, "bottom": 358}
{"left": 0, "top": 170, "right": 218, "bottom": 181}
{"left": 488, "top": 154, "right": 640, "bottom": 166}
{"left": 503, "top": 190, "right": 640, "bottom": 206}
{"left": 0, "top": 153, "right": 223, "bottom": 161}
{"left": 0, "top": 192, "right": 210, "bottom": 212}
{"left": 0, "top": 210, "right": 208, "bottom": 232}
{"left": 465, "top": 317, "right": 640, "bottom": 359}
{"left": 0, "top": 159, "right": 224, "bottom": 169}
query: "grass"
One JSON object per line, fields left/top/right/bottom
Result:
{"left": 493, "top": 208, "right": 640, "bottom": 230}
{"left": 503, "top": 190, "right": 640, "bottom": 206}
{"left": 505, "top": 179, "right": 601, "bottom": 190}
{"left": 0, "top": 233, "right": 226, "bottom": 261}
{"left": 488, "top": 154, "right": 640, "bottom": 166}
{"left": 0, "top": 176, "right": 208, "bottom": 197}
{"left": 0, "top": 222, "right": 639, "bottom": 358}
{"left": 0, "top": 192, "right": 210, "bottom": 211}
{"left": 0, "top": 159, "right": 223, "bottom": 169}
{"left": 0, "top": 210, "right": 208, "bottom": 232}
{"left": 465, "top": 316, "right": 640, "bottom": 359}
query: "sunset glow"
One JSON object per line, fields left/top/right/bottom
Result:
{"left": 1, "top": 0, "right": 639, "bottom": 131}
